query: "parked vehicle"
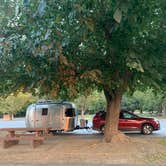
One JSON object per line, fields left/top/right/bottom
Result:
{"left": 93, "top": 110, "right": 160, "bottom": 135}
{"left": 25, "top": 100, "right": 78, "bottom": 132}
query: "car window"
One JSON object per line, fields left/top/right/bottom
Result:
{"left": 119, "top": 112, "right": 124, "bottom": 119}
{"left": 100, "top": 112, "right": 106, "bottom": 119}
{"left": 122, "top": 112, "right": 137, "bottom": 119}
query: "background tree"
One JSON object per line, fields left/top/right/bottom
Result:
{"left": 0, "top": 93, "right": 35, "bottom": 116}
{"left": 74, "top": 91, "right": 106, "bottom": 115}
{"left": 74, "top": 89, "right": 166, "bottom": 116}
{"left": 0, "top": 0, "right": 165, "bottom": 142}
{"left": 122, "top": 89, "right": 166, "bottom": 115}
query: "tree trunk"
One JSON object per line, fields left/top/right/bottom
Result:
{"left": 140, "top": 109, "right": 143, "bottom": 114}
{"left": 81, "top": 107, "right": 85, "bottom": 117}
{"left": 162, "top": 104, "right": 166, "bottom": 117}
{"left": 103, "top": 89, "right": 128, "bottom": 143}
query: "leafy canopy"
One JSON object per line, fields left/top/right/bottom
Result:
{"left": 0, "top": 0, "right": 165, "bottom": 99}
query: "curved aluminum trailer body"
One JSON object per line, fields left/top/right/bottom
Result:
{"left": 25, "top": 101, "right": 78, "bottom": 131}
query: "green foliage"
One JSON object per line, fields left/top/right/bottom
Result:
{"left": 0, "top": 0, "right": 165, "bottom": 100}
{"left": 74, "top": 89, "right": 165, "bottom": 115}
{"left": 122, "top": 89, "right": 166, "bottom": 113}
{"left": 74, "top": 91, "right": 106, "bottom": 114}
{"left": 0, "top": 0, "right": 19, "bottom": 29}
{"left": 0, "top": 93, "right": 36, "bottom": 115}
{"left": 121, "top": 94, "right": 140, "bottom": 112}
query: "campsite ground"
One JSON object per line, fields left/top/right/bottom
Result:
{"left": 0, "top": 132, "right": 166, "bottom": 166}
{"left": 0, "top": 118, "right": 166, "bottom": 166}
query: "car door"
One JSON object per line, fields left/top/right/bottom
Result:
{"left": 119, "top": 111, "right": 139, "bottom": 131}
{"left": 118, "top": 112, "right": 127, "bottom": 130}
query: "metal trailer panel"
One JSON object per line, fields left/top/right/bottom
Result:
{"left": 29, "top": 104, "right": 62, "bottom": 129}
{"left": 47, "top": 104, "right": 62, "bottom": 130}
{"left": 25, "top": 102, "right": 77, "bottom": 131}
{"left": 25, "top": 104, "right": 36, "bottom": 128}
{"left": 63, "top": 117, "right": 75, "bottom": 131}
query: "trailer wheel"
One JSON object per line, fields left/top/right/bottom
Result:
{"left": 50, "top": 130, "right": 58, "bottom": 135}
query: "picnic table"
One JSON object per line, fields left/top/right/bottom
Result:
{"left": 0, "top": 127, "right": 50, "bottom": 148}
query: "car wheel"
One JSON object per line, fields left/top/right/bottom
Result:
{"left": 142, "top": 124, "right": 153, "bottom": 135}
{"left": 100, "top": 125, "right": 105, "bottom": 134}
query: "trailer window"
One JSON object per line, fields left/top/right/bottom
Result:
{"left": 65, "top": 108, "right": 75, "bottom": 117}
{"left": 42, "top": 108, "right": 48, "bottom": 116}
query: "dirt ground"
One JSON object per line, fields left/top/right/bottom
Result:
{"left": 0, "top": 132, "right": 166, "bottom": 166}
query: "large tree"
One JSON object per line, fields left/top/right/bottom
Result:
{"left": 0, "top": 0, "right": 165, "bottom": 142}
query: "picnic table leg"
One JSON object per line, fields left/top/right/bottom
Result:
{"left": 2, "top": 140, "right": 10, "bottom": 149}
{"left": 30, "top": 140, "right": 35, "bottom": 148}
{"left": 9, "top": 131, "right": 15, "bottom": 137}
{"left": 2, "top": 140, "right": 19, "bottom": 149}
{"left": 30, "top": 139, "right": 43, "bottom": 148}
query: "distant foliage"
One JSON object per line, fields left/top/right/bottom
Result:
{"left": 75, "top": 89, "right": 166, "bottom": 115}
{"left": 122, "top": 89, "right": 166, "bottom": 114}
{"left": 74, "top": 91, "right": 106, "bottom": 114}
{"left": 0, "top": 93, "right": 36, "bottom": 116}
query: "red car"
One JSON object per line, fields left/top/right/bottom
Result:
{"left": 93, "top": 110, "right": 160, "bottom": 135}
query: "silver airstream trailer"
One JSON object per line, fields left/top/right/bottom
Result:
{"left": 25, "top": 100, "right": 78, "bottom": 132}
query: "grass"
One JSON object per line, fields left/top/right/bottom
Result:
{"left": 141, "top": 138, "right": 166, "bottom": 164}
{"left": 78, "top": 114, "right": 94, "bottom": 121}
{"left": 158, "top": 138, "right": 166, "bottom": 146}
{"left": 144, "top": 152, "right": 166, "bottom": 163}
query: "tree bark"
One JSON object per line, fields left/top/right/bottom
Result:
{"left": 162, "top": 104, "right": 166, "bottom": 117}
{"left": 103, "top": 89, "right": 128, "bottom": 143}
{"left": 81, "top": 107, "right": 85, "bottom": 117}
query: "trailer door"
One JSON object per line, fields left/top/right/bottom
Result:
{"left": 41, "top": 107, "right": 49, "bottom": 128}
{"left": 49, "top": 104, "right": 61, "bottom": 130}
{"left": 35, "top": 105, "right": 49, "bottom": 128}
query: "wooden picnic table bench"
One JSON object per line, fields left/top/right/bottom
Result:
{"left": 0, "top": 127, "right": 50, "bottom": 148}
